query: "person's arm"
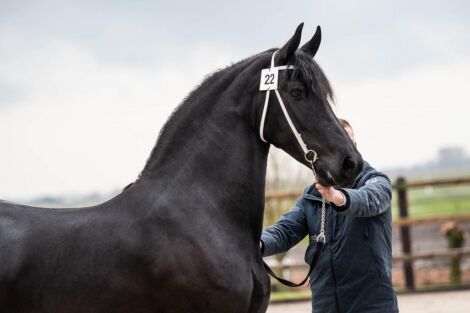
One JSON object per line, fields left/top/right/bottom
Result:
{"left": 334, "top": 175, "right": 392, "bottom": 217}
{"left": 261, "top": 196, "right": 308, "bottom": 257}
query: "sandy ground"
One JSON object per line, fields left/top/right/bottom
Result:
{"left": 266, "top": 290, "right": 470, "bottom": 313}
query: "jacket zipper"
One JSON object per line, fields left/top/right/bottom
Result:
{"left": 328, "top": 207, "right": 342, "bottom": 313}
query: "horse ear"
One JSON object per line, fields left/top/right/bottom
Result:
{"left": 276, "top": 23, "right": 304, "bottom": 65}
{"left": 300, "top": 25, "right": 322, "bottom": 58}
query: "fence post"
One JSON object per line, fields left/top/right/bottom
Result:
{"left": 397, "top": 177, "right": 415, "bottom": 290}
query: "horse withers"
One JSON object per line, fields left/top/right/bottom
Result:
{"left": 0, "top": 23, "right": 362, "bottom": 313}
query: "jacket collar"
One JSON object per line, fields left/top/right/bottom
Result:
{"left": 302, "top": 185, "right": 323, "bottom": 202}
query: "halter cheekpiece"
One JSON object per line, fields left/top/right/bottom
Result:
{"left": 259, "top": 50, "right": 320, "bottom": 171}
{"left": 259, "top": 51, "right": 327, "bottom": 287}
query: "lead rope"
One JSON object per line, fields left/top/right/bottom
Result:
{"left": 308, "top": 160, "right": 326, "bottom": 244}
{"left": 261, "top": 51, "right": 326, "bottom": 286}
{"left": 262, "top": 186, "right": 325, "bottom": 287}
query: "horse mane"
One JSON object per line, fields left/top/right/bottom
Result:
{"left": 137, "top": 53, "right": 261, "bottom": 179}
{"left": 137, "top": 49, "right": 334, "bottom": 180}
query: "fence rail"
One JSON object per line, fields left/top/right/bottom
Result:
{"left": 265, "top": 176, "right": 470, "bottom": 290}
{"left": 396, "top": 177, "right": 470, "bottom": 189}
{"left": 268, "top": 247, "right": 470, "bottom": 271}
{"left": 393, "top": 247, "right": 470, "bottom": 262}
{"left": 393, "top": 214, "right": 470, "bottom": 226}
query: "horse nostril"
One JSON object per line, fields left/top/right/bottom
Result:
{"left": 342, "top": 156, "right": 356, "bottom": 174}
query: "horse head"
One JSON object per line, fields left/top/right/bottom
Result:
{"left": 256, "top": 23, "right": 363, "bottom": 187}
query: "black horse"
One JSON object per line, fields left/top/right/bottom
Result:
{"left": 0, "top": 24, "right": 362, "bottom": 313}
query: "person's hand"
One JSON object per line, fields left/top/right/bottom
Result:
{"left": 314, "top": 183, "right": 346, "bottom": 206}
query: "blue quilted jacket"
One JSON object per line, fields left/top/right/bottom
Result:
{"left": 261, "top": 162, "right": 398, "bottom": 313}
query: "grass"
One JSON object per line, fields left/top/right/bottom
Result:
{"left": 391, "top": 184, "right": 470, "bottom": 218}
{"left": 270, "top": 290, "right": 311, "bottom": 302}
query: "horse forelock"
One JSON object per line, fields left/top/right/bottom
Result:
{"left": 282, "top": 50, "right": 335, "bottom": 104}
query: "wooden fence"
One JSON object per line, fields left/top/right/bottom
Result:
{"left": 394, "top": 176, "right": 470, "bottom": 290}
{"left": 265, "top": 176, "right": 470, "bottom": 290}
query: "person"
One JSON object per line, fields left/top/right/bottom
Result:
{"left": 261, "top": 119, "right": 398, "bottom": 313}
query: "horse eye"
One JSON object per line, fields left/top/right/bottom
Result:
{"left": 289, "top": 88, "right": 304, "bottom": 99}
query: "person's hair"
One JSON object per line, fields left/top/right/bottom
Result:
{"left": 339, "top": 118, "right": 352, "bottom": 130}
{"left": 339, "top": 118, "right": 356, "bottom": 143}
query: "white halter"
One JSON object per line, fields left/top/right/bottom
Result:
{"left": 259, "top": 50, "right": 319, "bottom": 166}
{"left": 258, "top": 50, "right": 325, "bottom": 242}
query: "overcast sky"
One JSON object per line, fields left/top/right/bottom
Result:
{"left": 1, "top": 0, "right": 469, "bottom": 199}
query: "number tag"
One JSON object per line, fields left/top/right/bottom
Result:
{"left": 259, "top": 68, "right": 279, "bottom": 91}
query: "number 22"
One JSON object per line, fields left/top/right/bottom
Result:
{"left": 264, "top": 74, "right": 275, "bottom": 85}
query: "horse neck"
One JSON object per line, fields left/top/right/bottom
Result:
{"left": 136, "top": 65, "right": 269, "bottom": 230}
{"left": 145, "top": 104, "right": 268, "bottom": 189}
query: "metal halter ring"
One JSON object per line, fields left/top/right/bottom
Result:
{"left": 316, "top": 233, "right": 326, "bottom": 243}
{"left": 304, "top": 149, "right": 318, "bottom": 163}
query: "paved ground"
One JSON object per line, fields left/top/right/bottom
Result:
{"left": 266, "top": 290, "right": 470, "bottom": 313}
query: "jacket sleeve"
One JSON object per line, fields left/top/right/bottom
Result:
{"left": 334, "top": 175, "right": 392, "bottom": 217}
{"left": 261, "top": 196, "right": 308, "bottom": 257}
